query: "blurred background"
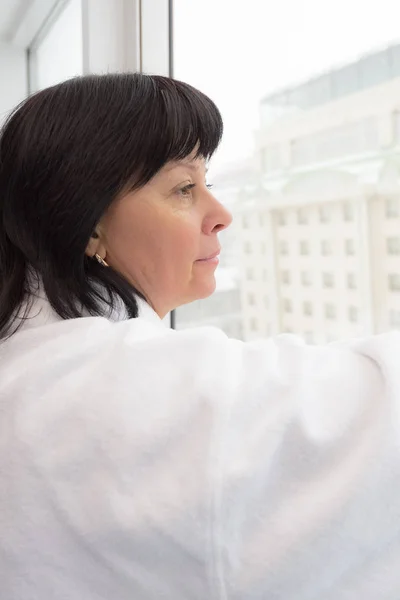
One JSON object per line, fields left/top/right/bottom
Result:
{"left": 2, "top": 0, "right": 400, "bottom": 343}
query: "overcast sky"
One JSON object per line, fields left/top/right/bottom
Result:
{"left": 173, "top": 0, "right": 400, "bottom": 173}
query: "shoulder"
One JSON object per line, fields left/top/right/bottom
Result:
{"left": 1, "top": 317, "right": 384, "bottom": 400}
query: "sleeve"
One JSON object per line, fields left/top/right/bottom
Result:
{"left": 209, "top": 332, "right": 400, "bottom": 600}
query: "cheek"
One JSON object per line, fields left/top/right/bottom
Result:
{"left": 106, "top": 204, "right": 199, "bottom": 273}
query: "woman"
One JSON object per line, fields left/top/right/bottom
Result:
{"left": 0, "top": 73, "right": 398, "bottom": 600}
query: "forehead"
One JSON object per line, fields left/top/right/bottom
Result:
{"left": 163, "top": 157, "right": 207, "bottom": 174}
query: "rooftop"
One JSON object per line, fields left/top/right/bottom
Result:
{"left": 261, "top": 41, "right": 400, "bottom": 112}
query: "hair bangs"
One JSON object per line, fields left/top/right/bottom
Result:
{"left": 160, "top": 77, "right": 223, "bottom": 162}
{"left": 127, "top": 76, "right": 223, "bottom": 191}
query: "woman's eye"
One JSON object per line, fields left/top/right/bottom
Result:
{"left": 178, "top": 184, "right": 196, "bottom": 197}
{"left": 206, "top": 183, "right": 214, "bottom": 190}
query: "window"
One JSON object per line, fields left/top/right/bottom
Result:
{"left": 322, "top": 272, "right": 334, "bottom": 288}
{"left": 280, "top": 241, "right": 288, "bottom": 255}
{"left": 319, "top": 205, "right": 331, "bottom": 223}
{"left": 348, "top": 306, "right": 358, "bottom": 322}
{"left": 300, "top": 240, "right": 309, "bottom": 255}
{"left": 173, "top": 0, "right": 400, "bottom": 343}
{"left": 246, "top": 267, "right": 254, "bottom": 280}
{"left": 33, "top": 0, "right": 83, "bottom": 91}
{"left": 325, "top": 304, "right": 337, "bottom": 319}
{"left": 321, "top": 240, "right": 332, "bottom": 256}
{"left": 297, "top": 208, "right": 308, "bottom": 224}
{"left": 277, "top": 212, "right": 286, "bottom": 226}
{"left": 301, "top": 271, "right": 312, "bottom": 286}
{"left": 250, "top": 317, "right": 258, "bottom": 331}
{"left": 343, "top": 203, "right": 354, "bottom": 222}
{"left": 387, "top": 236, "right": 400, "bottom": 255}
{"left": 347, "top": 273, "right": 357, "bottom": 289}
{"left": 283, "top": 299, "right": 292, "bottom": 313}
{"left": 390, "top": 310, "right": 400, "bottom": 327}
{"left": 386, "top": 198, "right": 400, "bottom": 219}
{"left": 345, "top": 239, "right": 355, "bottom": 255}
{"left": 389, "top": 274, "right": 400, "bottom": 291}
{"left": 244, "top": 241, "right": 252, "bottom": 254}
{"left": 360, "top": 50, "right": 390, "bottom": 88}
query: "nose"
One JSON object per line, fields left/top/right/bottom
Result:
{"left": 202, "top": 193, "right": 233, "bottom": 235}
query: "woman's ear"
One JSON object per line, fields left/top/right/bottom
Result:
{"left": 85, "top": 231, "right": 106, "bottom": 259}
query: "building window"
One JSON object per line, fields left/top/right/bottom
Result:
{"left": 300, "top": 240, "right": 309, "bottom": 255}
{"left": 242, "top": 215, "right": 249, "bottom": 228}
{"left": 319, "top": 205, "right": 331, "bottom": 223}
{"left": 263, "top": 269, "right": 268, "bottom": 281}
{"left": 250, "top": 318, "right": 258, "bottom": 331}
{"left": 321, "top": 240, "right": 332, "bottom": 256}
{"left": 343, "top": 202, "right": 354, "bottom": 222}
{"left": 303, "top": 301, "right": 313, "bottom": 316}
{"left": 348, "top": 306, "right": 358, "bottom": 322}
{"left": 325, "top": 304, "right": 336, "bottom": 319}
{"left": 281, "top": 270, "right": 290, "bottom": 284}
{"left": 283, "top": 299, "right": 292, "bottom": 313}
{"left": 259, "top": 214, "right": 265, "bottom": 227}
{"left": 246, "top": 267, "right": 254, "bottom": 280}
{"left": 264, "top": 296, "right": 269, "bottom": 309}
{"left": 297, "top": 208, "right": 308, "bottom": 224}
{"left": 261, "top": 242, "right": 267, "bottom": 254}
{"left": 386, "top": 198, "right": 400, "bottom": 219}
{"left": 244, "top": 241, "right": 252, "bottom": 254}
{"left": 280, "top": 240, "right": 288, "bottom": 255}
{"left": 389, "top": 310, "right": 400, "bottom": 327}
{"left": 322, "top": 272, "right": 334, "bottom": 288}
{"left": 277, "top": 212, "right": 286, "bottom": 226}
{"left": 387, "top": 236, "right": 400, "bottom": 255}
{"left": 345, "top": 239, "right": 355, "bottom": 255}
{"left": 301, "top": 271, "right": 312, "bottom": 286}
{"left": 389, "top": 274, "right": 400, "bottom": 291}
{"left": 347, "top": 273, "right": 356, "bottom": 289}
{"left": 248, "top": 293, "right": 255, "bottom": 305}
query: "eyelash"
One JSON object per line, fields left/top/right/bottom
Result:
{"left": 178, "top": 183, "right": 214, "bottom": 197}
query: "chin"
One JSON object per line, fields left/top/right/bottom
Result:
{"left": 194, "top": 275, "right": 217, "bottom": 300}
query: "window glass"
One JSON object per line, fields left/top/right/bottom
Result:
{"left": 33, "top": 0, "right": 83, "bottom": 90}
{"left": 387, "top": 236, "right": 400, "bottom": 255}
{"left": 173, "top": 0, "right": 400, "bottom": 340}
{"left": 347, "top": 273, "right": 357, "bottom": 289}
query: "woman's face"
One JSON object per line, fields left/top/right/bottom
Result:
{"left": 88, "top": 154, "right": 232, "bottom": 318}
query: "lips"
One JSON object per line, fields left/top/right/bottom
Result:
{"left": 197, "top": 249, "right": 221, "bottom": 261}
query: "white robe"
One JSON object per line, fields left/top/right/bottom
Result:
{"left": 1, "top": 290, "right": 400, "bottom": 599}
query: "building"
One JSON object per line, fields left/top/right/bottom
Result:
{"left": 233, "top": 41, "right": 400, "bottom": 343}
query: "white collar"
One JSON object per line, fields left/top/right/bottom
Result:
{"left": 17, "top": 284, "right": 163, "bottom": 332}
